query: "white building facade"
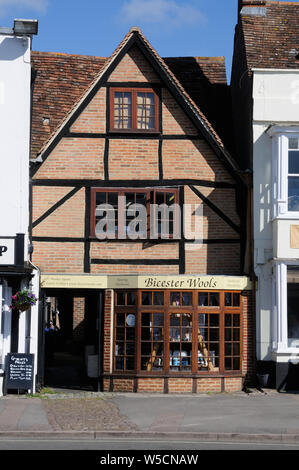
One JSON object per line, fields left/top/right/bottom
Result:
{"left": 0, "top": 21, "right": 39, "bottom": 395}
{"left": 253, "top": 69, "right": 299, "bottom": 389}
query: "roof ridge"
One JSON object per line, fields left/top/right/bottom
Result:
{"left": 32, "top": 50, "right": 107, "bottom": 60}
{"left": 164, "top": 56, "right": 225, "bottom": 61}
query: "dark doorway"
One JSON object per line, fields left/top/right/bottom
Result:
{"left": 42, "top": 289, "right": 103, "bottom": 391}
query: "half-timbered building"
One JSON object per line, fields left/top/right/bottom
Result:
{"left": 30, "top": 28, "right": 254, "bottom": 393}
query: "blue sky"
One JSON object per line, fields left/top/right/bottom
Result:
{"left": 0, "top": 0, "right": 297, "bottom": 83}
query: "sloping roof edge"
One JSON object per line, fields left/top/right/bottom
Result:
{"left": 32, "top": 27, "right": 244, "bottom": 184}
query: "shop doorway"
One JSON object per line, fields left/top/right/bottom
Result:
{"left": 41, "top": 289, "right": 104, "bottom": 391}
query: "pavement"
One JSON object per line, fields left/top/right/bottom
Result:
{"left": 1, "top": 387, "right": 299, "bottom": 444}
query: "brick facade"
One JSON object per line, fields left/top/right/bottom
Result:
{"left": 32, "top": 29, "right": 253, "bottom": 393}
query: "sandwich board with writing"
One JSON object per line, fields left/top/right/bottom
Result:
{"left": 4, "top": 353, "right": 34, "bottom": 394}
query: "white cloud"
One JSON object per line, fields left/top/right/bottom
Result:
{"left": 0, "top": 0, "right": 48, "bottom": 18}
{"left": 120, "top": 0, "right": 205, "bottom": 29}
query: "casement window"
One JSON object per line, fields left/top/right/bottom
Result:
{"left": 110, "top": 88, "right": 159, "bottom": 132}
{"left": 91, "top": 188, "right": 179, "bottom": 239}
{"left": 269, "top": 128, "right": 299, "bottom": 217}
{"left": 113, "top": 290, "right": 242, "bottom": 374}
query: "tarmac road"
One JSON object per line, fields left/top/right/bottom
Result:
{"left": 1, "top": 438, "right": 299, "bottom": 450}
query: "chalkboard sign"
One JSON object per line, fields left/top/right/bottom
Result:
{"left": 4, "top": 353, "right": 34, "bottom": 394}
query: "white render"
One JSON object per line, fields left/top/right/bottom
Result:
{"left": 0, "top": 33, "right": 31, "bottom": 243}
{"left": 252, "top": 69, "right": 299, "bottom": 364}
{"left": 0, "top": 28, "right": 39, "bottom": 395}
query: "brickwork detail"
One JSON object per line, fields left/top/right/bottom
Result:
{"left": 162, "top": 88, "right": 197, "bottom": 135}
{"left": 168, "top": 378, "right": 192, "bottom": 393}
{"left": 70, "top": 87, "right": 106, "bottom": 133}
{"left": 196, "top": 378, "right": 222, "bottom": 393}
{"left": 32, "top": 242, "right": 84, "bottom": 273}
{"left": 162, "top": 140, "right": 235, "bottom": 183}
{"left": 137, "top": 378, "right": 164, "bottom": 392}
{"left": 108, "top": 46, "right": 161, "bottom": 83}
{"left": 109, "top": 139, "right": 159, "bottom": 180}
{"left": 33, "top": 187, "right": 85, "bottom": 238}
{"left": 103, "top": 290, "right": 113, "bottom": 374}
{"left": 73, "top": 297, "right": 85, "bottom": 342}
{"left": 34, "top": 137, "right": 105, "bottom": 180}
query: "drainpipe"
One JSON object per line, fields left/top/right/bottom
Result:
{"left": 243, "top": 169, "right": 257, "bottom": 386}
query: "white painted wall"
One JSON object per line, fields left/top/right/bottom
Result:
{"left": 0, "top": 30, "right": 39, "bottom": 395}
{"left": 0, "top": 33, "right": 31, "bottom": 256}
{"left": 252, "top": 69, "right": 299, "bottom": 362}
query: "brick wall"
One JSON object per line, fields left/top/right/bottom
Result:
{"left": 33, "top": 187, "right": 85, "bottom": 238}
{"left": 73, "top": 297, "right": 85, "bottom": 342}
{"left": 162, "top": 88, "right": 197, "bottom": 135}
{"left": 108, "top": 46, "right": 161, "bottom": 83}
{"left": 103, "top": 289, "right": 113, "bottom": 374}
{"left": 70, "top": 87, "right": 106, "bottom": 133}
{"left": 34, "top": 137, "right": 105, "bottom": 179}
{"left": 32, "top": 241, "right": 84, "bottom": 273}
{"left": 109, "top": 139, "right": 159, "bottom": 180}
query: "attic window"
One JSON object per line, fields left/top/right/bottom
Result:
{"left": 110, "top": 88, "right": 159, "bottom": 132}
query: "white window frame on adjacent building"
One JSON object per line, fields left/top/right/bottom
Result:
{"left": 273, "top": 261, "right": 299, "bottom": 355}
{"left": 268, "top": 126, "right": 299, "bottom": 219}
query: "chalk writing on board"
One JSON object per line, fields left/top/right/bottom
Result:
{"left": 4, "top": 353, "right": 34, "bottom": 393}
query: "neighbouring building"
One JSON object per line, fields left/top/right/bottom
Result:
{"left": 30, "top": 27, "right": 254, "bottom": 393}
{"left": 0, "top": 19, "right": 39, "bottom": 395}
{"left": 231, "top": 0, "right": 299, "bottom": 390}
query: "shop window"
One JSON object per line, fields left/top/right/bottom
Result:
{"left": 170, "top": 292, "right": 192, "bottom": 306}
{"left": 91, "top": 188, "right": 179, "bottom": 239}
{"left": 169, "top": 313, "right": 192, "bottom": 371}
{"left": 114, "top": 312, "right": 136, "bottom": 370}
{"left": 224, "top": 313, "right": 241, "bottom": 371}
{"left": 113, "top": 290, "right": 242, "bottom": 373}
{"left": 141, "top": 312, "right": 164, "bottom": 371}
{"left": 116, "top": 291, "right": 136, "bottom": 306}
{"left": 141, "top": 291, "right": 164, "bottom": 306}
{"left": 224, "top": 292, "right": 240, "bottom": 307}
{"left": 198, "top": 292, "right": 219, "bottom": 307}
{"left": 110, "top": 88, "right": 159, "bottom": 132}
{"left": 198, "top": 313, "right": 219, "bottom": 371}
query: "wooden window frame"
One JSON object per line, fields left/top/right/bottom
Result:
{"left": 113, "top": 289, "right": 243, "bottom": 376}
{"left": 109, "top": 87, "right": 159, "bottom": 133}
{"left": 90, "top": 187, "right": 179, "bottom": 240}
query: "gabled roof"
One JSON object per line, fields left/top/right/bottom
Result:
{"left": 31, "top": 27, "right": 242, "bottom": 181}
{"left": 31, "top": 51, "right": 106, "bottom": 159}
{"left": 239, "top": 0, "right": 299, "bottom": 71}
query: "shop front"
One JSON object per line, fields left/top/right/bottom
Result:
{"left": 41, "top": 274, "right": 253, "bottom": 393}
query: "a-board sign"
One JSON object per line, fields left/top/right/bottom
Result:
{"left": 4, "top": 353, "right": 34, "bottom": 393}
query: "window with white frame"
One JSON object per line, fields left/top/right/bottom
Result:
{"left": 288, "top": 137, "right": 299, "bottom": 212}
{"left": 269, "top": 128, "right": 299, "bottom": 217}
{"left": 287, "top": 267, "right": 299, "bottom": 347}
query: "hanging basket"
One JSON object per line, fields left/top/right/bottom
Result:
{"left": 17, "top": 303, "right": 32, "bottom": 312}
{"left": 10, "top": 289, "right": 37, "bottom": 312}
